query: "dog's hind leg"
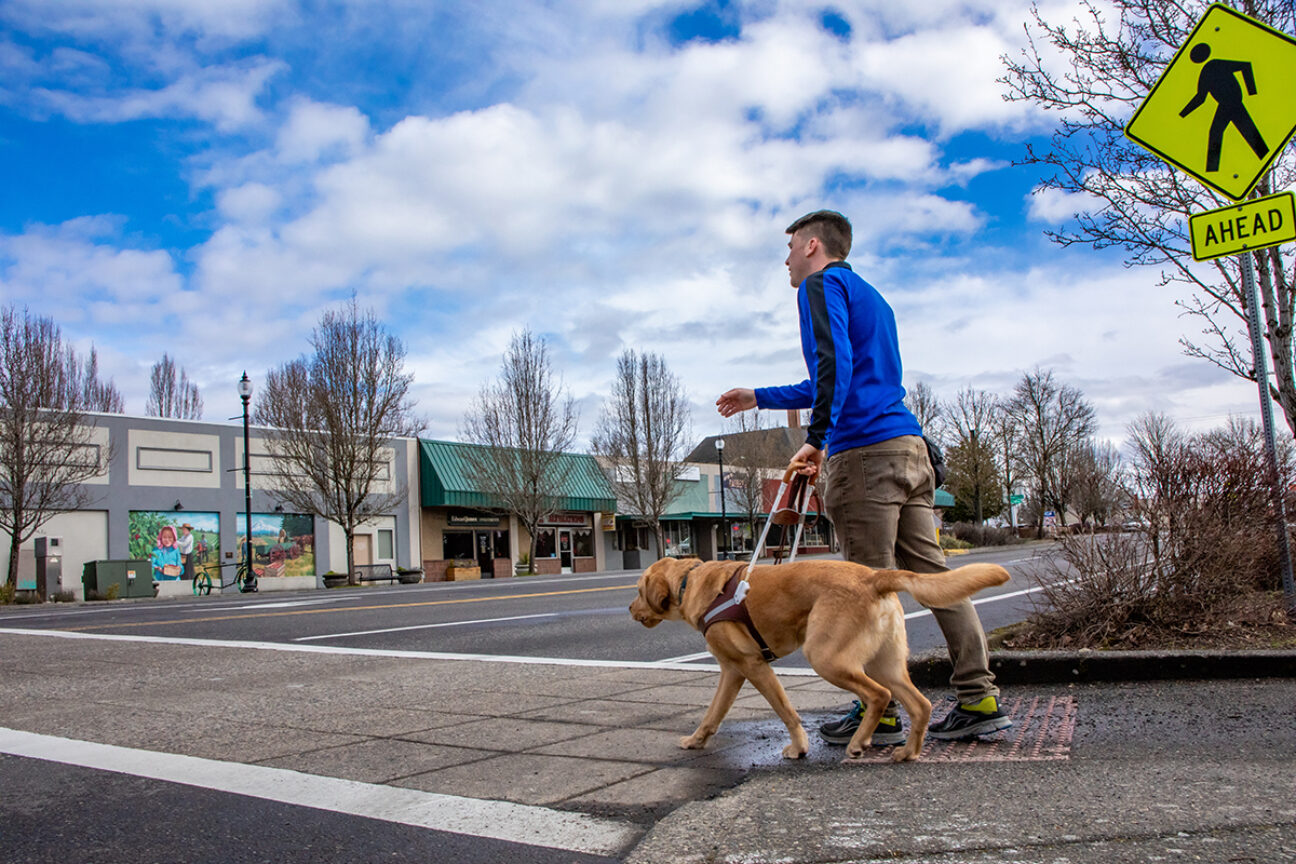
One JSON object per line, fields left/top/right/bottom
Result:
{"left": 867, "top": 640, "right": 932, "bottom": 762}
{"left": 680, "top": 665, "right": 744, "bottom": 750}
{"left": 742, "top": 658, "right": 809, "bottom": 759}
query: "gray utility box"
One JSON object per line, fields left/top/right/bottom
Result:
{"left": 34, "top": 536, "right": 62, "bottom": 600}
{"left": 83, "top": 559, "right": 155, "bottom": 599}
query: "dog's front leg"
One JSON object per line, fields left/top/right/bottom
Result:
{"left": 744, "top": 661, "right": 809, "bottom": 759}
{"left": 680, "top": 666, "right": 744, "bottom": 750}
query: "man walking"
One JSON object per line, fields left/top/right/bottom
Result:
{"left": 716, "top": 210, "right": 1010, "bottom": 744}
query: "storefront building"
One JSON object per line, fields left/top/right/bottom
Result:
{"left": 417, "top": 440, "right": 617, "bottom": 578}
{"left": 2, "top": 412, "right": 421, "bottom": 599}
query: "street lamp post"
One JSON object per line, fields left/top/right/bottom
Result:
{"left": 716, "top": 438, "right": 727, "bottom": 561}
{"left": 238, "top": 372, "right": 257, "bottom": 593}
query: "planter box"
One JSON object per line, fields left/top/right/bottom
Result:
{"left": 447, "top": 566, "right": 481, "bottom": 581}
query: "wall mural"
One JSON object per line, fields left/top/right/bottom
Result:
{"left": 243, "top": 512, "right": 315, "bottom": 579}
{"left": 128, "top": 511, "right": 220, "bottom": 583}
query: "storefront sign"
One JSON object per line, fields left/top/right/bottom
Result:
{"left": 447, "top": 511, "right": 500, "bottom": 528}
{"left": 541, "top": 512, "right": 590, "bottom": 527}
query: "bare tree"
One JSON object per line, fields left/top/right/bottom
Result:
{"left": 592, "top": 350, "right": 691, "bottom": 558}
{"left": 904, "top": 380, "right": 945, "bottom": 442}
{"left": 146, "top": 354, "right": 203, "bottom": 419}
{"left": 1071, "top": 438, "right": 1125, "bottom": 528}
{"left": 1003, "top": 368, "right": 1097, "bottom": 534}
{"left": 721, "top": 412, "right": 785, "bottom": 550}
{"left": 987, "top": 397, "right": 1025, "bottom": 528}
{"left": 1002, "top": 0, "right": 1296, "bottom": 437}
{"left": 944, "top": 387, "right": 1001, "bottom": 523}
{"left": 460, "top": 329, "right": 579, "bottom": 575}
{"left": 254, "top": 300, "right": 421, "bottom": 585}
{"left": 0, "top": 306, "right": 116, "bottom": 591}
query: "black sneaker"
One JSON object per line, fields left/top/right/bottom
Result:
{"left": 818, "top": 701, "right": 906, "bottom": 746}
{"left": 927, "top": 700, "right": 1012, "bottom": 740}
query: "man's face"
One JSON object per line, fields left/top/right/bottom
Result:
{"left": 785, "top": 229, "right": 816, "bottom": 288}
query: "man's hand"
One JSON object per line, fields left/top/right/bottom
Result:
{"left": 716, "top": 388, "right": 756, "bottom": 417}
{"left": 790, "top": 442, "right": 822, "bottom": 478}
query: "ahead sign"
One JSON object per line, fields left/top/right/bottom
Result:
{"left": 1125, "top": 4, "right": 1296, "bottom": 201}
{"left": 1189, "top": 191, "right": 1296, "bottom": 261}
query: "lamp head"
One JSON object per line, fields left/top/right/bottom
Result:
{"left": 238, "top": 372, "right": 253, "bottom": 399}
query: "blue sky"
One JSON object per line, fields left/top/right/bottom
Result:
{"left": 0, "top": 0, "right": 1262, "bottom": 447}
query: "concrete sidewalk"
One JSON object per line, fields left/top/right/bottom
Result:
{"left": 2, "top": 631, "right": 1294, "bottom": 863}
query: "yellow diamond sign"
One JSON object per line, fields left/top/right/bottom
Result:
{"left": 1125, "top": 4, "right": 1296, "bottom": 201}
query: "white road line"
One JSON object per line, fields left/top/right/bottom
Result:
{"left": 657, "top": 651, "right": 714, "bottom": 664}
{"left": 294, "top": 613, "right": 557, "bottom": 642}
{"left": 0, "top": 727, "right": 639, "bottom": 856}
{"left": 0, "top": 627, "right": 823, "bottom": 675}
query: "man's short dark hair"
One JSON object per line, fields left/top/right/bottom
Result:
{"left": 785, "top": 210, "right": 852, "bottom": 260}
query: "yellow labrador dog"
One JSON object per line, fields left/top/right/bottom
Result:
{"left": 629, "top": 557, "right": 1009, "bottom": 762}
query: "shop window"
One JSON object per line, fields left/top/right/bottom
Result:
{"left": 573, "top": 529, "right": 593, "bottom": 558}
{"left": 663, "top": 522, "right": 692, "bottom": 556}
{"left": 377, "top": 529, "right": 394, "bottom": 560}
{"left": 535, "top": 528, "right": 556, "bottom": 558}
{"left": 443, "top": 531, "right": 473, "bottom": 560}
{"left": 493, "top": 531, "right": 510, "bottom": 559}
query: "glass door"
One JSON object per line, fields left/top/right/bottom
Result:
{"left": 559, "top": 530, "right": 573, "bottom": 570}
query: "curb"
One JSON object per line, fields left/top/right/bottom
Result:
{"left": 909, "top": 649, "right": 1296, "bottom": 687}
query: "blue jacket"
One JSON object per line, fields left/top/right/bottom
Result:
{"left": 754, "top": 261, "right": 921, "bottom": 456}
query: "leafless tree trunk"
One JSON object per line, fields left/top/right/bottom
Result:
{"left": 592, "top": 350, "right": 691, "bottom": 559}
{"left": 1002, "top": 0, "right": 1296, "bottom": 437}
{"left": 904, "top": 380, "right": 944, "bottom": 442}
{"left": 945, "top": 387, "right": 1000, "bottom": 523}
{"left": 1003, "top": 368, "right": 1097, "bottom": 536}
{"left": 146, "top": 354, "right": 203, "bottom": 419}
{"left": 254, "top": 300, "right": 421, "bottom": 585}
{"left": 0, "top": 306, "right": 116, "bottom": 591}
{"left": 460, "top": 329, "right": 578, "bottom": 575}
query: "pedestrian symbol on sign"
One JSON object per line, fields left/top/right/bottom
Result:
{"left": 1179, "top": 43, "right": 1268, "bottom": 172}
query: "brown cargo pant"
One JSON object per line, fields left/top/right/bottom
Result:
{"left": 823, "top": 434, "right": 999, "bottom": 706}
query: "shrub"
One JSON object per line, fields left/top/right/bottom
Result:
{"left": 1014, "top": 415, "right": 1293, "bottom": 648}
{"left": 948, "top": 522, "right": 1021, "bottom": 547}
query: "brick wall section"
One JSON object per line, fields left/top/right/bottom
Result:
{"left": 573, "top": 557, "right": 596, "bottom": 573}
{"left": 423, "top": 559, "right": 451, "bottom": 582}
{"left": 534, "top": 557, "right": 561, "bottom": 575}
{"left": 493, "top": 558, "right": 512, "bottom": 578}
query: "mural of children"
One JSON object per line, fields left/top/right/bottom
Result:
{"left": 151, "top": 526, "right": 184, "bottom": 581}
{"left": 176, "top": 523, "right": 195, "bottom": 581}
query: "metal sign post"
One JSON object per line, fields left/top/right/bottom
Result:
{"left": 1238, "top": 252, "right": 1296, "bottom": 611}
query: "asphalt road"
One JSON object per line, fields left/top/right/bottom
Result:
{"left": 0, "top": 544, "right": 1058, "bottom": 667}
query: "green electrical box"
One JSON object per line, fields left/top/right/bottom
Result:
{"left": 83, "top": 559, "right": 155, "bottom": 599}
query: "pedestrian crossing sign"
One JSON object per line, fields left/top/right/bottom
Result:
{"left": 1125, "top": 4, "right": 1296, "bottom": 201}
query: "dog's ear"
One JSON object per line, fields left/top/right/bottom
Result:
{"left": 643, "top": 560, "right": 675, "bottom": 614}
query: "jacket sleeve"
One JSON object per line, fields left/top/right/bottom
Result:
{"left": 753, "top": 380, "right": 813, "bottom": 410}
{"left": 803, "top": 271, "right": 852, "bottom": 451}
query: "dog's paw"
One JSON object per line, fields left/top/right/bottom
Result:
{"left": 678, "top": 734, "right": 708, "bottom": 750}
{"left": 891, "top": 747, "right": 921, "bottom": 763}
{"left": 781, "top": 743, "right": 807, "bottom": 760}
{"left": 844, "top": 744, "right": 865, "bottom": 760}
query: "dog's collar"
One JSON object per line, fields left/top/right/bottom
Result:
{"left": 676, "top": 560, "right": 705, "bottom": 606}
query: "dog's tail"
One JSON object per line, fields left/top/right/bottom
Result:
{"left": 873, "top": 563, "right": 1009, "bottom": 608}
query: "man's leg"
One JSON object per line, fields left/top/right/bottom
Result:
{"left": 892, "top": 441, "right": 1010, "bottom": 739}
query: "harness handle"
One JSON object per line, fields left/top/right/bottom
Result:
{"left": 736, "top": 459, "right": 817, "bottom": 605}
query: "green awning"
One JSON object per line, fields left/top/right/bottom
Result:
{"left": 419, "top": 439, "right": 616, "bottom": 512}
